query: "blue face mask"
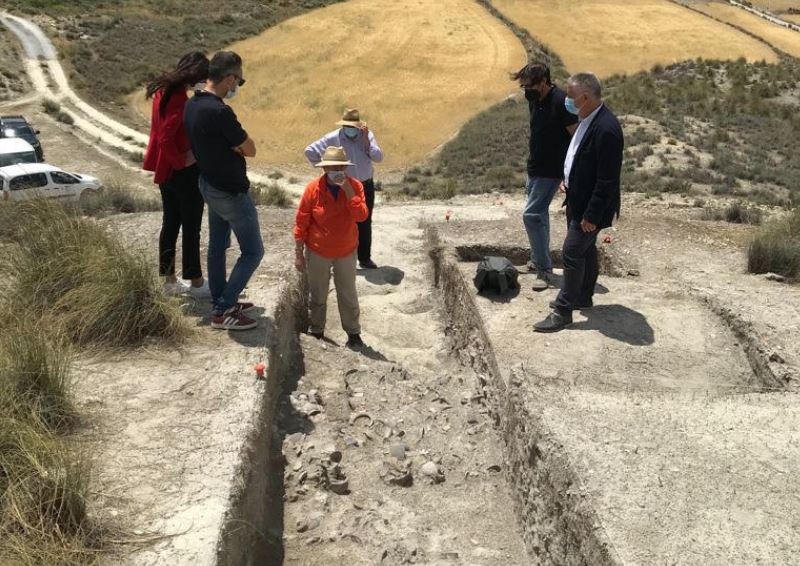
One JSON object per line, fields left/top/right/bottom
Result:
{"left": 343, "top": 127, "right": 360, "bottom": 139}
{"left": 564, "top": 97, "right": 580, "bottom": 116}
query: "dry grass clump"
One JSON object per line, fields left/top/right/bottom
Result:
{"left": 0, "top": 198, "right": 189, "bottom": 562}
{"left": 748, "top": 207, "right": 800, "bottom": 280}
{"left": 77, "top": 179, "right": 161, "bottom": 217}
{"left": 0, "top": 315, "right": 96, "bottom": 564}
{"left": 701, "top": 201, "right": 763, "bottom": 225}
{"left": 0, "top": 323, "right": 74, "bottom": 431}
{"left": 250, "top": 182, "right": 291, "bottom": 207}
{"left": 0, "top": 417, "right": 97, "bottom": 566}
{"left": 0, "top": 199, "right": 186, "bottom": 346}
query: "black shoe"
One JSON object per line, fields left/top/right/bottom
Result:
{"left": 346, "top": 333, "right": 364, "bottom": 348}
{"left": 549, "top": 299, "right": 592, "bottom": 310}
{"left": 533, "top": 311, "right": 572, "bottom": 333}
{"left": 359, "top": 259, "right": 378, "bottom": 269}
{"left": 309, "top": 330, "right": 324, "bottom": 339}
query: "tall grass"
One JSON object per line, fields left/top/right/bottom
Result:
{"left": 77, "top": 180, "right": 161, "bottom": 217}
{"left": 0, "top": 320, "right": 96, "bottom": 565}
{"left": 747, "top": 207, "right": 800, "bottom": 280}
{"left": 0, "top": 323, "right": 74, "bottom": 431}
{"left": 1, "top": 200, "right": 186, "bottom": 346}
{"left": 0, "top": 197, "right": 192, "bottom": 563}
{"left": 0, "top": 416, "right": 96, "bottom": 566}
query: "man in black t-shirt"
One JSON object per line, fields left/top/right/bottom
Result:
{"left": 184, "top": 51, "right": 263, "bottom": 331}
{"left": 511, "top": 63, "right": 578, "bottom": 291}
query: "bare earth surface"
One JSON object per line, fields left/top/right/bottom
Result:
{"left": 280, "top": 206, "right": 529, "bottom": 564}
{"left": 80, "top": 209, "right": 296, "bottom": 565}
{"left": 438, "top": 192, "right": 800, "bottom": 564}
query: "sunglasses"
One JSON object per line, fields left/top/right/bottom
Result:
{"left": 232, "top": 73, "right": 246, "bottom": 87}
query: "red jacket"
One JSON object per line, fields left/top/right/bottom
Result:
{"left": 294, "top": 176, "right": 369, "bottom": 259}
{"left": 143, "top": 89, "right": 191, "bottom": 184}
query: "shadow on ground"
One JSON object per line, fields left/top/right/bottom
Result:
{"left": 570, "top": 304, "right": 655, "bottom": 346}
{"left": 359, "top": 265, "right": 405, "bottom": 285}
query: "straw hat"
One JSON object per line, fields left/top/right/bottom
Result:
{"left": 314, "top": 146, "right": 354, "bottom": 167}
{"left": 336, "top": 108, "right": 364, "bottom": 127}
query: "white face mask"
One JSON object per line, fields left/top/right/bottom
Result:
{"left": 224, "top": 85, "right": 239, "bottom": 100}
{"left": 192, "top": 81, "right": 206, "bottom": 91}
{"left": 327, "top": 171, "right": 346, "bottom": 185}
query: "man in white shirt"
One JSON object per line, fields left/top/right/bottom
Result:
{"left": 305, "top": 108, "right": 384, "bottom": 269}
{"left": 534, "top": 73, "right": 624, "bottom": 333}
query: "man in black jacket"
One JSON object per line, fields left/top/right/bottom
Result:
{"left": 534, "top": 73, "right": 624, "bottom": 333}
{"left": 512, "top": 62, "right": 578, "bottom": 291}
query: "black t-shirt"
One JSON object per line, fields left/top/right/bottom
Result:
{"left": 183, "top": 91, "right": 250, "bottom": 193}
{"left": 527, "top": 85, "right": 578, "bottom": 179}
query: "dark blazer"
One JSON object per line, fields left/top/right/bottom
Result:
{"left": 565, "top": 104, "right": 624, "bottom": 229}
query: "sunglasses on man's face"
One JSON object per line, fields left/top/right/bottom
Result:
{"left": 232, "top": 74, "right": 246, "bottom": 87}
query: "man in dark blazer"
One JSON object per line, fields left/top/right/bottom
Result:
{"left": 534, "top": 72, "right": 624, "bottom": 333}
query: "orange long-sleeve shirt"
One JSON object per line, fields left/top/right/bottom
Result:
{"left": 293, "top": 175, "right": 369, "bottom": 259}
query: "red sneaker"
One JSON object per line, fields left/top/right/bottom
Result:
{"left": 211, "top": 305, "right": 257, "bottom": 331}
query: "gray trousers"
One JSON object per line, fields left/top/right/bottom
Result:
{"left": 306, "top": 250, "right": 360, "bottom": 335}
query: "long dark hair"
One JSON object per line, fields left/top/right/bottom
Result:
{"left": 146, "top": 51, "right": 209, "bottom": 116}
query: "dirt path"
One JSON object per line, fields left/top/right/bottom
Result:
{"left": 0, "top": 12, "right": 308, "bottom": 193}
{"left": 280, "top": 203, "right": 530, "bottom": 564}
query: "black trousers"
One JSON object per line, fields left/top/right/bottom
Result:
{"left": 554, "top": 219, "right": 599, "bottom": 314}
{"left": 158, "top": 164, "right": 204, "bottom": 279}
{"left": 357, "top": 178, "right": 375, "bottom": 263}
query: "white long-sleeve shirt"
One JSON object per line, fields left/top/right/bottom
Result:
{"left": 304, "top": 128, "right": 383, "bottom": 181}
{"left": 563, "top": 103, "right": 603, "bottom": 187}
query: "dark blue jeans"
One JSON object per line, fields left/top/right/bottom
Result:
{"left": 554, "top": 219, "right": 599, "bottom": 314}
{"left": 199, "top": 178, "right": 264, "bottom": 314}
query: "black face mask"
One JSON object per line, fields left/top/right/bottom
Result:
{"left": 524, "top": 88, "right": 540, "bottom": 103}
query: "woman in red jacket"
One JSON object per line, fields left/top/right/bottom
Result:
{"left": 143, "top": 51, "right": 210, "bottom": 298}
{"left": 294, "top": 146, "right": 369, "bottom": 348}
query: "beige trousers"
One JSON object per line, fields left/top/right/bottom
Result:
{"left": 306, "top": 249, "right": 361, "bottom": 335}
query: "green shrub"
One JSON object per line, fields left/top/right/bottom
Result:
{"left": 56, "top": 112, "right": 74, "bottom": 125}
{"left": 701, "top": 202, "right": 762, "bottom": 225}
{"left": 747, "top": 208, "right": 800, "bottom": 279}
{"left": 41, "top": 98, "right": 60, "bottom": 115}
{"left": 250, "top": 182, "right": 291, "bottom": 207}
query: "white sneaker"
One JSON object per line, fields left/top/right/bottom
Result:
{"left": 188, "top": 280, "right": 212, "bottom": 299}
{"left": 162, "top": 280, "right": 190, "bottom": 296}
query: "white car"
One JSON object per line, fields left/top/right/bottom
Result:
{"left": 1, "top": 163, "right": 101, "bottom": 202}
{"left": 0, "top": 137, "right": 38, "bottom": 167}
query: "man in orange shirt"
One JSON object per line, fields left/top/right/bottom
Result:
{"left": 294, "top": 146, "right": 369, "bottom": 348}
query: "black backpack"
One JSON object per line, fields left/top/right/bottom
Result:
{"left": 473, "top": 256, "right": 519, "bottom": 295}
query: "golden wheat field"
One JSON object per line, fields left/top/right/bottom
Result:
{"left": 147, "top": 0, "right": 524, "bottom": 170}
{"left": 694, "top": 2, "right": 800, "bottom": 56}
{"left": 747, "top": 0, "right": 800, "bottom": 11}
{"left": 491, "top": 0, "right": 777, "bottom": 77}
{"left": 785, "top": 15, "right": 800, "bottom": 24}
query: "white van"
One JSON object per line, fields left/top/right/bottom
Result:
{"left": 0, "top": 138, "right": 38, "bottom": 167}
{"left": 1, "top": 163, "right": 101, "bottom": 202}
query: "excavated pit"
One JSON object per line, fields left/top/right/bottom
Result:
{"left": 231, "top": 216, "right": 791, "bottom": 566}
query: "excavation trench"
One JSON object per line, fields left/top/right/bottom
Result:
{"left": 221, "top": 224, "right": 623, "bottom": 565}
{"left": 217, "top": 214, "right": 781, "bottom": 565}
